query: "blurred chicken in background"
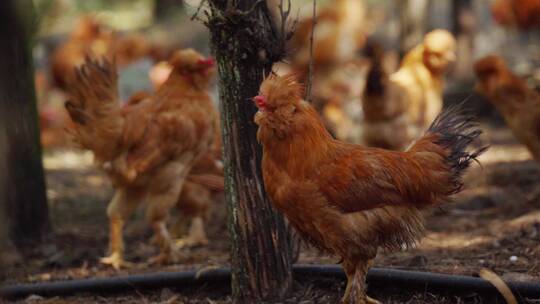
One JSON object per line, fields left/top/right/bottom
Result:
{"left": 491, "top": 0, "right": 540, "bottom": 30}
{"left": 64, "top": 49, "right": 219, "bottom": 269}
{"left": 34, "top": 68, "right": 70, "bottom": 149}
{"left": 362, "top": 29, "right": 456, "bottom": 150}
{"left": 174, "top": 135, "right": 223, "bottom": 249}
{"left": 288, "top": 0, "right": 366, "bottom": 68}
{"left": 42, "top": 15, "right": 175, "bottom": 150}
{"left": 51, "top": 16, "right": 117, "bottom": 91}
{"left": 51, "top": 15, "right": 172, "bottom": 93}
{"left": 310, "top": 58, "right": 369, "bottom": 142}
{"left": 123, "top": 90, "right": 224, "bottom": 249}
{"left": 149, "top": 61, "right": 174, "bottom": 90}
{"left": 475, "top": 55, "right": 540, "bottom": 160}
{"left": 277, "top": 0, "right": 369, "bottom": 143}
{"left": 295, "top": 0, "right": 368, "bottom": 141}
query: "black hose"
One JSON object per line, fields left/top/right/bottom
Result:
{"left": 2, "top": 265, "right": 540, "bottom": 301}
{"left": 0, "top": 267, "right": 231, "bottom": 300}
{"left": 296, "top": 265, "right": 540, "bottom": 301}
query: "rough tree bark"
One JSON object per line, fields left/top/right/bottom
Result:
{"left": 0, "top": 0, "right": 51, "bottom": 247}
{"left": 204, "top": 0, "right": 294, "bottom": 302}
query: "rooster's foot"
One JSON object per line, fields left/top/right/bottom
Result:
{"left": 100, "top": 252, "right": 134, "bottom": 269}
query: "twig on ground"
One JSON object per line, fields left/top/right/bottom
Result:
{"left": 479, "top": 268, "right": 518, "bottom": 304}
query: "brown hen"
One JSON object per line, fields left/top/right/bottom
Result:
{"left": 65, "top": 49, "right": 219, "bottom": 269}
{"left": 491, "top": 0, "right": 540, "bottom": 30}
{"left": 122, "top": 90, "right": 224, "bottom": 249}
{"left": 474, "top": 55, "right": 540, "bottom": 160}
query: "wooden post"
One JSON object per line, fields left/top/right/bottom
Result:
{"left": 205, "top": 0, "right": 294, "bottom": 302}
{"left": 0, "top": 0, "right": 51, "bottom": 247}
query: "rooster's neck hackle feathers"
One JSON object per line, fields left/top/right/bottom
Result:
{"left": 260, "top": 73, "right": 304, "bottom": 107}
{"left": 256, "top": 73, "right": 333, "bottom": 173}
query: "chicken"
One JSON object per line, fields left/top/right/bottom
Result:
{"left": 64, "top": 49, "right": 219, "bottom": 269}
{"left": 312, "top": 58, "right": 369, "bottom": 142}
{"left": 122, "top": 90, "right": 224, "bottom": 249}
{"left": 474, "top": 55, "right": 540, "bottom": 160}
{"left": 491, "top": 0, "right": 540, "bottom": 30}
{"left": 51, "top": 16, "right": 168, "bottom": 93}
{"left": 282, "top": 0, "right": 368, "bottom": 142}
{"left": 114, "top": 33, "right": 152, "bottom": 67}
{"left": 51, "top": 16, "right": 116, "bottom": 91}
{"left": 253, "top": 74, "right": 485, "bottom": 304}
{"left": 149, "top": 61, "right": 173, "bottom": 90}
{"left": 362, "top": 29, "right": 456, "bottom": 150}
{"left": 289, "top": 0, "right": 366, "bottom": 68}
{"left": 174, "top": 138, "right": 224, "bottom": 248}
{"left": 39, "top": 104, "right": 71, "bottom": 149}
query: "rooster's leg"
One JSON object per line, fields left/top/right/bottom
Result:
{"left": 342, "top": 258, "right": 380, "bottom": 304}
{"left": 175, "top": 217, "right": 209, "bottom": 248}
{"left": 365, "top": 259, "right": 380, "bottom": 304}
{"left": 146, "top": 190, "right": 184, "bottom": 265}
{"left": 148, "top": 220, "right": 184, "bottom": 265}
{"left": 101, "top": 189, "right": 139, "bottom": 269}
{"left": 341, "top": 259, "right": 356, "bottom": 303}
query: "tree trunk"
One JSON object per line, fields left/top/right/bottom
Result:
{"left": 0, "top": 0, "right": 51, "bottom": 247}
{"left": 399, "top": 0, "right": 430, "bottom": 57}
{"left": 206, "top": 1, "right": 294, "bottom": 302}
{"left": 0, "top": 118, "right": 21, "bottom": 277}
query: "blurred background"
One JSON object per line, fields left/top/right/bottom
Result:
{"left": 34, "top": 0, "right": 539, "bottom": 152}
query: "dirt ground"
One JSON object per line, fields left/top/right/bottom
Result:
{"left": 9, "top": 284, "right": 490, "bottom": 304}
{"left": 4, "top": 121, "right": 540, "bottom": 303}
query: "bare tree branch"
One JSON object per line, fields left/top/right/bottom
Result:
{"left": 190, "top": 0, "right": 208, "bottom": 21}
{"left": 202, "top": 0, "right": 297, "bottom": 301}
{"left": 305, "top": 0, "right": 316, "bottom": 101}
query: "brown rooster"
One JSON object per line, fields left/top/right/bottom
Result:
{"left": 253, "top": 74, "right": 485, "bottom": 304}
